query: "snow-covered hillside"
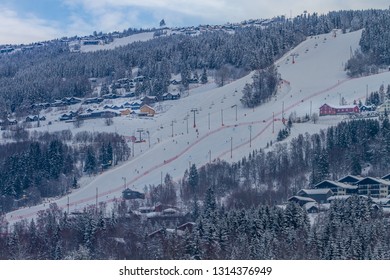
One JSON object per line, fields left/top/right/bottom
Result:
{"left": 77, "top": 32, "right": 156, "bottom": 52}
{"left": 6, "top": 29, "right": 390, "bottom": 226}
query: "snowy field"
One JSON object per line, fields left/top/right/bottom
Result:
{"left": 6, "top": 29, "right": 390, "bottom": 226}
{"left": 79, "top": 32, "right": 156, "bottom": 52}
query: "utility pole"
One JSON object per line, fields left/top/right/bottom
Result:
{"left": 191, "top": 108, "right": 198, "bottom": 128}
{"left": 272, "top": 112, "right": 275, "bottom": 134}
{"left": 184, "top": 114, "right": 189, "bottom": 134}
{"left": 95, "top": 187, "right": 98, "bottom": 214}
{"left": 137, "top": 128, "right": 144, "bottom": 142}
{"left": 249, "top": 125, "right": 252, "bottom": 148}
{"left": 208, "top": 112, "right": 210, "bottom": 130}
{"left": 147, "top": 130, "right": 150, "bottom": 148}
{"left": 230, "top": 137, "right": 233, "bottom": 158}
{"left": 310, "top": 101, "right": 312, "bottom": 117}
{"left": 132, "top": 137, "right": 134, "bottom": 157}
{"left": 122, "top": 177, "right": 127, "bottom": 189}
{"left": 231, "top": 104, "right": 237, "bottom": 121}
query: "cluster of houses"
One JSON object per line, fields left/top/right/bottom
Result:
{"left": 31, "top": 97, "right": 82, "bottom": 110}
{"left": 288, "top": 174, "right": 390, "bottom": 213}
{"left": 0, "top": 118, "right": 18, "bottom": 129}
{"left": 319, "top": 101, "right": 390, "bottom": 117}
{"left": 59, "top": 101, "right": 158, "bottom": 121}
{"left": 0, "top": 42, "right": 45, "bottom": 55}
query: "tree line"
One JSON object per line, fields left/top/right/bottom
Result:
{"left": 0, "top": 193, "right": 388, "bottom": 260}
{"left": 0, "top": 9, "right": 378, "bottom": 114}
{"left": 0, "top": 130, "right": 130, "bottom": 212}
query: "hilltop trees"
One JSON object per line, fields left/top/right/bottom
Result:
{"left": 0, "top": 131, "right": 130, "bottom": 212}
{"left": 0, "top": 9, "right": 379, "bottom": 112}
{"left": 241, "top": 65, "right": 279, "bottom": 108}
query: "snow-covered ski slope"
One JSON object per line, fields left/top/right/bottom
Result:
{"left": 79, "top": 32, "right": 155, "bottom": 52}
{"left": 6, "top": 29, "right": 390, "bottom": 226}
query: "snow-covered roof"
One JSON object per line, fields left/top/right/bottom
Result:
{"left": 372, "top": 198, "right": 390, "bottom": 205}
{"left": 304, "top": 202, "right": 319, "bottom": 210}
{"left": 356, "top": 177, "right": 390, "bottom": 186}
{"left": 288, "top": 196, "right": 316, "bottom": 202}
{"left": 327, "top": 195, "right": 351, "bottom": 201}
{"left": 338, "top": 175, "right": 364, "bottom": 183}
{"left": 299, "top": 188, "right": 332, "bottom": 195}
{"left": 321, "top": 103, "right": 358, "bottom": 109}
{"left": 316, "top": 180, "right": 358, "bottom": 190}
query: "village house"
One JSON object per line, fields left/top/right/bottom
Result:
{"left": 304, "top": 202, "right": 320, "bottom": 213}
{"left": 140, "top": 105, "right": 156, "bottom": 117}
{"left": 129, "top": 101, "right": 142, "bottom": 110}
{"left": 355, "top": 177, "right": 390, "bottom": 198}
{"left": 319, "top": 103, "right": 360, "bottom": 116}
{"left": 141, "top": 95, "right": 158, "bottom": 105}
{"left": 162, "top": 92, "right": 181, "bottom": 101}
{"left": 288, "top": 196, "right": 316, "bottom": 206}
{"left": 25, "top": 115, "right": 46, "bottom": 122}
{"left": 120, "top": 108, "right": 132, "bottom": 116}
{"left": 314, "top": 180, "right": 358, "bottom": 195}
{"left": 377, "top": 100, "right": 390, "bottom": 115}
{"left": 338, "top": 175, "right": 364, "bottom": 185}
{"left": 382, "top": 173, "right": 390, "bottom": 181}
{"left": 359, "top": 104, "right": 376, "bottom": 112}
{"left": 297, "top": 188, "right": 334, "bottom": 203}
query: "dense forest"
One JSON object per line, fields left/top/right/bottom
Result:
{"left": 0, "top": 131, "right": 130, "bottom": 212}
{"left": 345, "top": 9, "right": 390, "bottom": 76}
{"left": 0, "top": 188, "right": 388, "bottom": 260}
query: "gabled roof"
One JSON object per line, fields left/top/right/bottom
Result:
{"left": 372, "top": 198, "right": 390, "bottom": 205}
{"left": 288, "top": 196, "right": 316, "bottom": 203}
{"left": 382, "top": 173, "right": 390, "bottom": 180}
{"left": 327, "top": 195, "right": 351, "bottom": 201}
{"left": 315, "top": 180, "right": 358, "bottom": 190}
{"left": 356, "top": 177, "right": 390, "bottom": 186}
{"left": 320, "top": 103, "right": 359, "bottom": 110}
{"left": 304, "top": 202, "right": 319, "bottom": 211}
{"left": 140, "top": 104, "right": 155, "bottom": 111}
{"left": 298, "top": 188, "right": 333, "bottom": 195}
{"left": 338, "top": 175, "right": 364, "bottom": 184}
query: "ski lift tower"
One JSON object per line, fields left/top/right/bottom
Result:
{"left": 290, "top": 53, "right": 298, "bottom": 64}
{"left": 137, "top": 128, "right": 144, "bottom": 142}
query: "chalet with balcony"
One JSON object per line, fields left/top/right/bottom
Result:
{"left": 314, "top": 180, "right": 358, "bottom": 195}
{"left": 355, "top": 177, "right": 390, "bottom": 198}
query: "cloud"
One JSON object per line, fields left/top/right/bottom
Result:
{"left": 2, "top": 0, "right": 390, "bottom": 45}
{"left": 63, "top": 0, "right": 390, "bottom": 26}
{"left": 0, "top": 6, "right": 61, "bottom": 45}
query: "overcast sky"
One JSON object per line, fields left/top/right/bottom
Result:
{"left": 0, "top": 0, "right": 389, "bottom": 45}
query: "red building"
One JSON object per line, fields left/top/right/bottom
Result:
{"left": 319, "top": 103, "right": 359, "bottom": 116}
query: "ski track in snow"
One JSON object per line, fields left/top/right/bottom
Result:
{"left": 5, "top": 29, "right": 390, "bottom": 226}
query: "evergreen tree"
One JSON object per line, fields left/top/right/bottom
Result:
{"left": 200, "top": 68, "right": 208, "bottom": 84}
{"left": 188, "top": 164, "right": 199, "bottom": 195}
{"left": 84, "top": 147, "right": 97, "bottom": 174}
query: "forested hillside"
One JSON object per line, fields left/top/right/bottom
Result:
{"left": 0, "top": 9, "right": 377, "bottom": 114}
